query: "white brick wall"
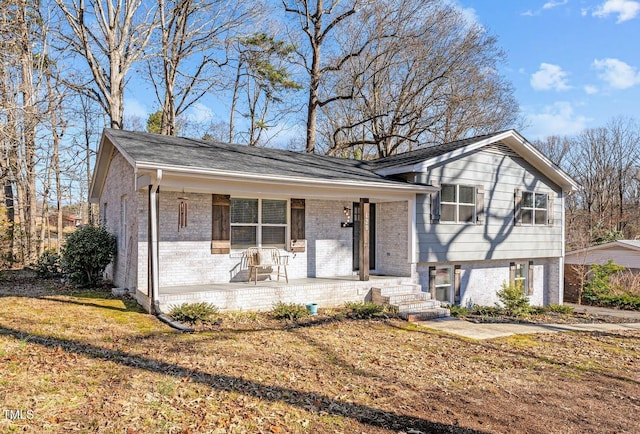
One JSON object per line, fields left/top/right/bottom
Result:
{"left": 306, "top": 200, "right": 354, "bottom": 277}
{"left": 376, "top": 201, "right": 412, "bottom": 276}
{"left": 417, "top": 258, "right": 560, "bottom": 307}
{"left": 99, "top": 151, "right": 138, "bottom": 291}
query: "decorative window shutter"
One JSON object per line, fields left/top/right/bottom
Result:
{"left": 430, "top": 179, "right": 441, "bottom": 224}
{"left": 290, "top": 199, "right": 306, "bottom": 252}
{"left": 454, "top": 265, "right": 461, "bottom": 303}
{"left": 528, "top": 261, "right": 534, "bottom": 295}
{"left": 211, "top": 194, "right": 231, "bottom": 254}
{"left": 509, "top": 262, "right": 516, "bottom": 284}
{"left": 547, "top": 192, "right": 555, "bottom": 226}
{"left": 476, "top": 185, "right": 485, "bottom": 224}
{"left": 514, "top": 189, "right": 522, "bottom": 226}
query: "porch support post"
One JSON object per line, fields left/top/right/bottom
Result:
{"left": 359, "top": 198, "right": 370, "bottom": 281}
{"left": 149, "top": 169, "right": 162, "bottom": 314}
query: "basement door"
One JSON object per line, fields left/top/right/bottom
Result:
{"left": 352, "top": 202, "right": 376, "bottom": 271}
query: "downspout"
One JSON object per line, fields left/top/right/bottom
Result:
{"left": 149, "top": 169, "right": 162, "bottom": 314}
{"left": 559, "top": 191, "right": 567, "bottom": 305}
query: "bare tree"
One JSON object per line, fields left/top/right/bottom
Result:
{"left": 282, "top": 0, "right": 372, "bottom": 153}
{"left": 320, "top": 0, "right": 518, "bottom": 158}
{"left": 148, "top": 0, "right": 256, "bottom": 136}
{"left": 55, "top": 0, "right": 156, "bottom": 129}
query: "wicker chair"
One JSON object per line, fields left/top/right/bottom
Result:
{"left": 246, "top": 247, "right": 289, "bottom": 284}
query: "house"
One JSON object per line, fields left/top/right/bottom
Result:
{"left": 564, "top": 240, "right": 640, "bottom": 302}
{"left": 89, "top": 129, "right": 578, "bottom": 313}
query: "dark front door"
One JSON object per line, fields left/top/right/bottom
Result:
{"left": 352, "top": 202, "right": 376, "bottom": 271}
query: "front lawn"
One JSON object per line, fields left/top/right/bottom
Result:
{"left": 1, "top": 270, "right": 639, "bottom": 433}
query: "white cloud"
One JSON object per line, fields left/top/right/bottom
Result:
{"left": 584, "top": 84, "right": 599, "bottom": 94}
{"left": 522, "top": 0, "right": 568, "bottom": 16}
{"left": 525, "top": 102, "right": 591, "bottom": 139}
{"left": 593, "top": 58, "right": 640, "bottom": 89}
{"left": 188, "top": 102, "right": 215, "bottom": 123}
{"left": 530, "top": 63, "right": 572, "bottom": 91}
{"left": 543, "top": 0, "right": 569, "bottom": 10}
{"left": 593, "top": 0, "right": 640, "bottom": 22}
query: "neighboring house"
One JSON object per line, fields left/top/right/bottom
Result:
{"left": 47, "top": 214, "right": 82, "bottom": 229}
{"left": 564, "top": 240, "right": 640, "bottom": 302}
{"left": 89, "top": 129, "right": 577, "bottom": 313}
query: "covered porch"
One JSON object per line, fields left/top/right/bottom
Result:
{"left": 158, "top": 274, "right": 415, "bottom": 312}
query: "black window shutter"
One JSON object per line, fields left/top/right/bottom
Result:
{"left": 431, "top": 179, "right": 441, "bottom": 224}
{"left": 514, "top": 189, "right": 522, "bottom": 226}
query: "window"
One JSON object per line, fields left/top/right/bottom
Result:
{"left": 433, "top": 267, "right": 453, "bottom": 303}
{"left": 510, "top": 261, "right": 534, "bottom": 296}
{"left": 513, "top": 262, "right": 527, "bottom": 292}
{"left": 230, "top": 198, "right": 287, "bottom": 249}
{"left": 521, "top": 192, "right": 547, "bottom": 225}
{"left": 441, "top": 184, "right": 475, "bottom": 223}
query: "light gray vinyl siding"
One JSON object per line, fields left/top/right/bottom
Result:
{"left": 416, "top": 147, "right": 563, "bottom": 262}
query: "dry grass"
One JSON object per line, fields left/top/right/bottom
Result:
{"left": 1, "top": 270, "right": 639, "bottom": 434}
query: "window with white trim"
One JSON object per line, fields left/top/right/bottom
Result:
{"left": 441, "top": 184, "right": 475, "bottom": 223}
{"left": 230, "top": 198, "right": 287, "bottom": 249}
{"left": 512, "top": 262, "right": 527, "bottom": 293}
{"left": 521, "top": 192, "right": 547, "bottom": 225}
{"left": 434, "top": 267, "right": 453, "bottom": 303}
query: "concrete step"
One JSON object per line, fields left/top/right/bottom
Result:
{"left": 394, "top": 299, "right": 443, "bottom": 312}
{"left": 382, "top": 292, "right": 431, "bottom": 304}
{"left": 371, "top": 284, "right": 423, "bottom": 304}
{"left": 399, "top": 308, "right": 450, "bottom": 322}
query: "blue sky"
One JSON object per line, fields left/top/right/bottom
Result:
{"left": 457, "top": 0, "right": 640, "bottom": 139}
{"left": 123, "top": 0, "right": 640, "bottom": 143}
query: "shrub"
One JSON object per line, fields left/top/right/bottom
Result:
{"left": 598, "top": 294, "right": 640, "bottom": 310}
{"left": 545, "top": 304, "right": 574, "bottom": 314}
{"left": 344, "top": 301, "right": 386, "bottom": 319}
{"left": 35, "top": 251, "right": 62, "bottom": 278}
{"left": 168, "top": 302, "right": 219, "bottom": 323}
{"left": 271, "top": 302, "right": 309, "bottom": 321}
{"left": 496, "top": 281, "right": 531, "bottom": 317}
{"left": 62, "top": 225, "right": 116, "bottom": 287}
{"left": 583, "top": 260, "right": 626, "bottom": 303}
{"left": 449, "top": 305, "right": 470, "bottom": 317}
{"left": 470, "top": 305, "right": 502, "bottom": 317}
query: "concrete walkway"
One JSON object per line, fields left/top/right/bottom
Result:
{"left": 419, "top": 305, "right": 640, "bottom": 340}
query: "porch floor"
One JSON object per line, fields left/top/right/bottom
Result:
{"left": 158, "top": 275, "right": 417, "bottom": 312}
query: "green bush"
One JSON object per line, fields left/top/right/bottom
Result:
{"left": 35, "top": 251, "right": 62, "bottom": 278}
{"left": 62, "top": 225, "right": 116, "bottom": 287}
{"left": 470, "top": 305, "right": 503, "bottom": 316}
{"left": 598, "top": 294, "right": 640, "bottom": 310}
{"left": 344, "top": 301, "right": 386, "bottom": 319}
{"left": 271, "top": 302, "right": 309, "bottom": 321}
{"left": 545, "top": 304, "right": 574, "bottom": 314}
{"left": 168, "top": 302, "right": 219, "bottom": 323}
{"left": 449, "top": 305, "right": 470, "bottom": 317}
{"left": 496, "top": 281, "right": 531, "bottom": 317}
{"left": 583, "top": 260, "right": 626, "bottom": 303}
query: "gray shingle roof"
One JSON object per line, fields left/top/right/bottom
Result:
{"left": 371, "top": 131, "right": 509, "bottom": 169}
{"left": 105, "top": 129, "right": 405, "bottom": 185}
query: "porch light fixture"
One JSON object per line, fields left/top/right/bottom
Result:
{"left": 178, "top": 197, "right": 188, "bottom": 230}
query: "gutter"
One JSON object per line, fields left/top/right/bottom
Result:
{"left": 135, "top": 162, "right": 437, "bottom": 194}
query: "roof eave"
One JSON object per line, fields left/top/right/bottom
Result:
{"left": 135, "top": 162, "right": 437, "bottom": 194}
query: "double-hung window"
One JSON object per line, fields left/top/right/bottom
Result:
{"left": 521, "top": 192, "right": 547, "bottom": 225}
{"left": 230, "top": 198, "right": 287, "bottom": 249}
{"left": 434, "top": 267, "right": 453, "bottom": 303}
{"left": 441, "top": 184, "right": 475, "bottom": 223}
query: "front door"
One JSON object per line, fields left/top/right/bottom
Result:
{"left": 352, "top": 202, "right": 376, "bottom": 271}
